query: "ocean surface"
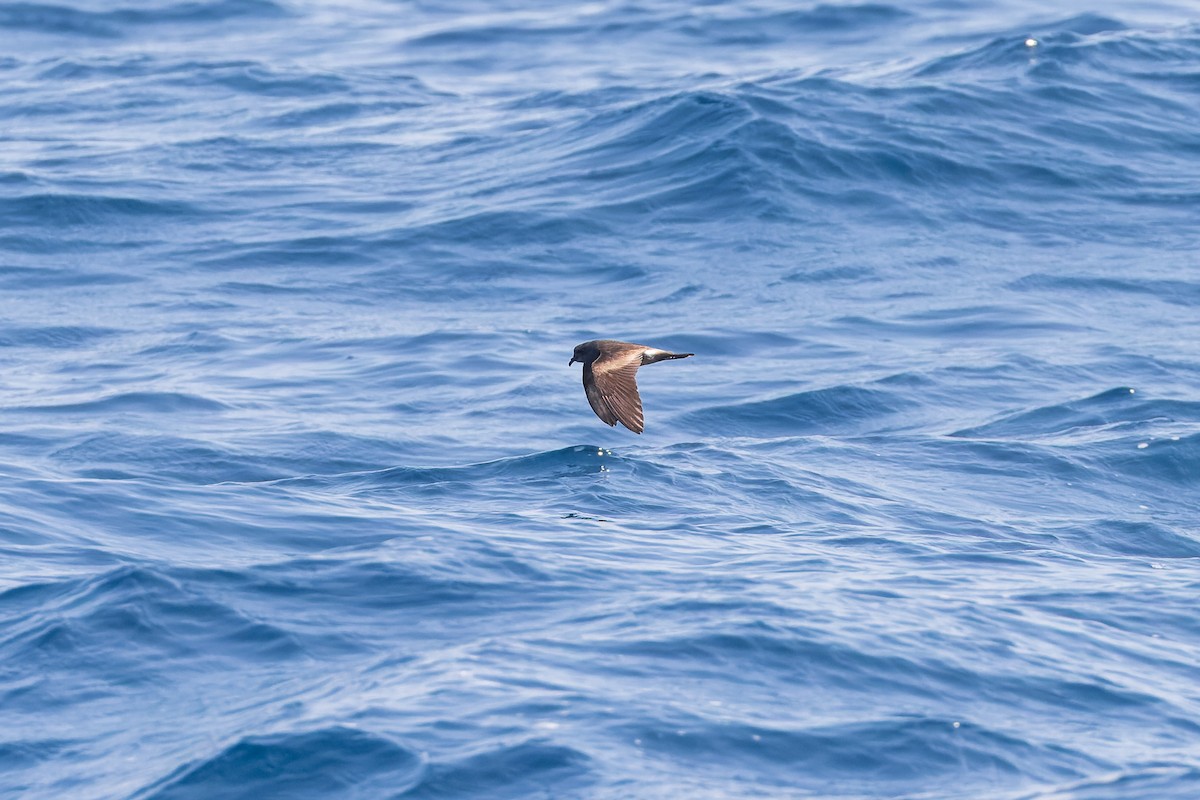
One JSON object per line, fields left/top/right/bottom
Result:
{"left": 3, "top": 1, "right": 1199, "bottom": 797}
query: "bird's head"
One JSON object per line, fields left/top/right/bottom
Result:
{"left": 569, "top": 340, "right": 601, "bottom": 366}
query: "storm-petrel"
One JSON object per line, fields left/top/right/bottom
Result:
{"left": 569, "top": 339, "right": 693, "bottom": 434}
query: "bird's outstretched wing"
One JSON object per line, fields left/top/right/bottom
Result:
{"left": 583, "top": 347, "right": 645, "bottom": 434}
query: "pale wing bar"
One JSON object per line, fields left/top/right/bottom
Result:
{"left": 589, "top": 348, "right": 646, "bottom": 434}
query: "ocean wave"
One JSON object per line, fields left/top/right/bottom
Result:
{"left": 172, "top": 61, "right": 351, "bottom": 97}
{"left": 0, "top": 566, "right": 305, "bottom": 673}
{"left": 24, "top": 391, "right": 229, "bottom": 415}
{"left": 51, "top": 433, "right": 275, "bottom": 483}
{"left": 0, "top": 193, "right": 198, "bottom": 227}
{"left": 1022, "top": 765, "right": 1200, "bottom": 799}
{"left": 1038, "top": 518, "right": 1200, "bottom": 559}
{"left": 685, "top": 385, "right": 915, "bottom": 437}
{"left": 242, "top": 555, "right": 552, "bottom": 612}
{"left": 951, "top": 387, "right": 1200, "bottom": 442}
{"left": 1092, "top": 431, "right": 1200, "bottom": 489}
{"left": 833, "top": 304, "right": 1086, "bottom": 339}
{"left": 393, "top": 209, "right": 614, "bottom": 250}
{"left": 273, "top": 445, "right": 620, "bottom": 493}
{"left": 479, "top": 58, "right": 1192, "bottom": 237}
{"left": 0, "top": 324, "right": 119, "bottom": 348}
{"left": 621, "top": 715, "right": 1102, "bottom": 790}
{"left": 0, "top": 0, "right": 288, "bottom": 39}
{"left": 137, "top": 726, "right": 423, "bottom": 800}
{"left": 45, "top": 428, "right": 415, "bottom": 484}
{"left": 681, "top": 3, "right": 912, "bottom": 43}
{"left": 402, "top": 741, "right": 591, "bottom": 800}
{"left": 1010, "top": 273, "right": 1200, "bottom": 307}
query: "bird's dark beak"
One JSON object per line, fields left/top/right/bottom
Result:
{"left": 568, "top": 357, "right": 576, "bottom": 366}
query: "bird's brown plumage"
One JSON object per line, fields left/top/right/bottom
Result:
{"left": 571, "top": 339, "right": 693, "bottom": 434}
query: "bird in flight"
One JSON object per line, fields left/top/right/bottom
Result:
{"left": 569, "top": 339, "right": 693, "bottom": 434}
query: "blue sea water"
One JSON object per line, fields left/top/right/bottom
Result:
{"left": 2, "top": 0, "right": 1200, "bottom": 797}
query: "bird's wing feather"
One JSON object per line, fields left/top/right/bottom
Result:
{"left": 590, "top": 347, "right": 645, "bottom": 434}
{"left": 583, "top": 362, "right": 619, "bottom": 427}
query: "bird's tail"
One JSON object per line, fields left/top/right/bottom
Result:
{"left": 642, "top": 349, "right": 694, "bottom": 365}
{"left": 653, "top": 351, "right": 693, "bottom": 362}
